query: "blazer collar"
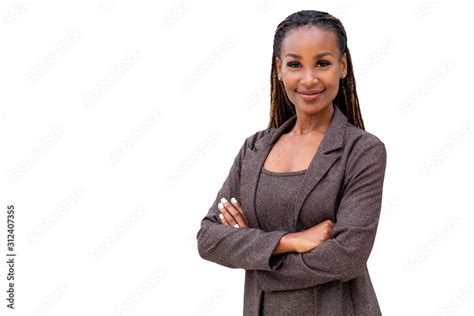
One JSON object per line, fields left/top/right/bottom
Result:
{"left": 257, "top": 103, "right": 347, "bottom": 154}
{"left": 241, "top": 104, "right": 348, "bottom": 230}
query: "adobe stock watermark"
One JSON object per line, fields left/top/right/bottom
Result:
{"left": 25, "top": 31, "right": 81, "bottom": 87}
{"left": 399, "top": 59, "right": 456, "bottom": 115}
{"left": 89, "top": 207, "right": 145, "bottom": 263}
{"left": 106, "top": 111, "right": 161, "bottom": 167}
{"left": 180, "top": 35, "right": 238, "bottom": 92}
{"left": 34, "top": 283, "right": 69, "bottom": 314}
{"left": 2, "top": 1, "right": 32, "bottom": 24}
{"left": 331, "top": 2, "right": 357, "bottom": 21}
{"left": 403, "top": 216, "right": 461, "bottom": 272}
{"left": 240, "top": 80, "right": 266, "bottom": 112}
{"left": 8, "top": 127, "right": 63, "bottom": 184}
{"left": 28, "top": 187, "right": 86, "bottom": 244}
{"left": 5, "top": 205, "right": 16, "bottom": 309}
{"left": 194, "top": 288, "right": 226, "bottom": 314}
{"left": 256, "top": 0, "right": 280, "bottom": 14}
{"left": 160, "top": 0, "right": 192, "bottom": 31}
{"left": 380, "top": 194, "right": 401, "bottom": 220}
{"left": 114, "top": 266, "right": 167, "bottom": 315}
{"left": 98, "top": 1, "right": 117, "bottom": 12}
{"left": 437, "top": 281, "right": 472, "bottom": 314}
{"left": 414, "top": 1, "right": 440, "bottom": 20}
{"left": 83, "top": 50, "right": 141, "bottom": 107}
{"left": 165, "top": 131, "right": 220, "bottom": 188}
{"left": 419, "top": 120, "right": 471, "bottom": 176}
{"left": 357, "top": 38, "right": 396, "bottom": 80}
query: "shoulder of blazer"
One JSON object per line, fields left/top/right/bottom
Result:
{"left": 339, "top": 123, "right": 387, "bottom": 197}
{"left": 342, "top": 122, "right": 387, "bottom": 180}
{"left": 231, "top": 128, "right": 275, "bottom": 170}
{"left": 344, "top": 122, "right": 386, "bottom": 151}
{"left": 243, "top": 128, "right": 275, "bottom": 151}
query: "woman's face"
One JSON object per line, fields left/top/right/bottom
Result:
{"left": 276, "top": 25, "right": 347, "bottom": 115}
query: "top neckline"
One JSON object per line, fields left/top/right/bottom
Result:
{"left": 262, "top": 166, "right": 307, "bottom": 176}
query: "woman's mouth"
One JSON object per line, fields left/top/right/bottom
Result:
{"left": 297, "top": 90, "right": 324, "bottom": 102}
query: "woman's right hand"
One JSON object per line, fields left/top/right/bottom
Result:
{"left": 291, "top": 219, "right": 335, "bottom": 253}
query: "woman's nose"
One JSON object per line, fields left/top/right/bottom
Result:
{"left": 303, "top": 69, "right": 318, "bottom": 85}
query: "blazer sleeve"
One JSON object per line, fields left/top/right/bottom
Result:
{"left": 256, "top": 137, "right": 387, "bottom": 291}
{"left": 196, "top": 131, "right": 290, "bottom": 271}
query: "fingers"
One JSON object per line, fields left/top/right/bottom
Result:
{"left": 218, "top": 198, "right": 241, "bottom": 227}
{"left": 218, "top": 213, "right": 230, "bottom": 226}
{"left": 323, "top": 219, "right": 335, "bottom": 238}
{"left": 218, "top": 197, "right": 248, "bottom": 228}
{"left": 218, "top": 201, "right": 238, "bottom": 227}
{"left": 230, "top": 197, "right": 249, "bottom": 223}
{"left": 327, "top": 219, "right": 335, "bottom": 230}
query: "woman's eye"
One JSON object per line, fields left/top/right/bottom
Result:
{"left": 286, "top": 61, "right": 330, "bottom": 68}
{"left": 287, "top": 61, "right": 300, "bottom": 68}
{"left": 317, "top": 61, "right": 330, "bottom": 67}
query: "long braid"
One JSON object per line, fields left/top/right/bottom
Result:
{"left": 268, "top": 10, "right": 365, "bottom": 130}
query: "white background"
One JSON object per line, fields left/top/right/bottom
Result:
{"left": 1, "top": 0, "right": 473, "bottom": 315}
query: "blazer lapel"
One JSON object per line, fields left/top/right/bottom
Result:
{"left": 292, "top": 105, "right": 347, "bottom": 228}
{"left": 239, "top": 114, "right": 297, "bottom": 229}
{"left": 241, "top": 104, "right": 348, "bottom": 231}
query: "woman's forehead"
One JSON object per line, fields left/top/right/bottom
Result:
{"left": 281, "top": 26, "right": 339, "bottom": 57}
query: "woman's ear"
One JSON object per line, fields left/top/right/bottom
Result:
{"left": 341, "top": 52, "right": 347, "bottom": 75}
{"left": 275, "top": 57, "right": 282, "bottom": 79}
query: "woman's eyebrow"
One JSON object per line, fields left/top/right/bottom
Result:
{"left": 285, "top": 52, "right": 333, "bottom": 59}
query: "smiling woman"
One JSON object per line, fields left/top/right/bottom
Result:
{"left": 275, "top": 27, "right": 346, "bottom": 113}
{"left": 197, "top": 10, "right": 387, "bottom": 316}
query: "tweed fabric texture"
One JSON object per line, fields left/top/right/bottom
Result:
{"left": 197, "top": 104, "right": 387, "bottom": 315}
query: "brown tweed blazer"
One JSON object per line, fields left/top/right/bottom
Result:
{"left": 197, "top": 104, "right": 387, "bottom": 315}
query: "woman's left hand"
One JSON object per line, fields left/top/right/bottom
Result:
{"left": 218, "top": 197, "right": 249, "bottom": 228}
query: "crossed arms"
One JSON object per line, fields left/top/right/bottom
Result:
{"left": 196, "top": 132, "right": 387, "bottom": 291}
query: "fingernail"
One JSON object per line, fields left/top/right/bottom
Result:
{"left": 221, "top": 197, "right": 228, "bottom": 204}
{"left": 233, "top": 224, "right": 239, "bottom": 228}
{"left": 218, "top": 203, "right": 223, "bottom": 209}
{"left": 219, "top": 213, "right": 224, "bottom": 220}
{"left": 231, "top": 197, "right": 238, "bottom": 204}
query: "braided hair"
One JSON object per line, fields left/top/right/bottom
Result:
{"left": 268, "top": 10, "right": 365, "bottom": 130}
